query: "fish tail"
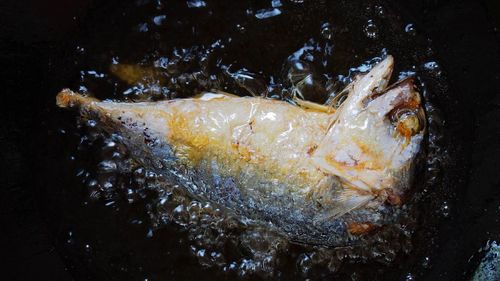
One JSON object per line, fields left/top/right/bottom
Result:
{"left": 56, "top": 89, "right": 100, "bottom": 109}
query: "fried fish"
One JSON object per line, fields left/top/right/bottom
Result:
{"left": 56, "top": 56, "right": 425, "bottom": 246}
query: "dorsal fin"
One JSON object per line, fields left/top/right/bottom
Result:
{"left": 292, "top": 97, "right": 336, "bottom": 113}
{"left": 192, "top": 90, "right": 239, "bottom": 100}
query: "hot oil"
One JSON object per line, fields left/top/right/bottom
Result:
{"left": 46, "top": 0, "right": 452, "bottom": 280}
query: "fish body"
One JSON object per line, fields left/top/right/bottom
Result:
{"left": 57, "top": 56, "right": 425, "bottom": 246}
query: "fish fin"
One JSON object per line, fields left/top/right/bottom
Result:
{"left": 310, "top": 176, "right": 373, "bottom": 220}
{"left": 324, "top": 81, "right": 354, "bottom": 110}
{"left": 325, "top": 188, "right": 373, "bottom": 219}
{"left": 292, "top": 97, "right": 336, "bottom": 113}
{"left": 193, "top": 90, "right": 239, "bottom": 100}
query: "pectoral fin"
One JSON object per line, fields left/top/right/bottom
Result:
{"left": 310, "top": 176, "right": 374, "bottom": 221}
{"left": 322, "top": 188, "right": 373, "bottom": 220}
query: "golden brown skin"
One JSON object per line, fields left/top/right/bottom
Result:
{"left": 57, "top": 56, "right": 426, "bottom": 246}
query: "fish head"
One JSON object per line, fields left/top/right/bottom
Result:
{"left": 313, "top": 56, "right": 426, "bottom": 203}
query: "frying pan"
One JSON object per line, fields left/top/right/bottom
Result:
{"left": 1, "top": 0, "right": 499, "bottom": 280}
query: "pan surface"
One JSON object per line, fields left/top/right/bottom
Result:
{"left": 1, "top": 0, "right": 499, "bottom": 280}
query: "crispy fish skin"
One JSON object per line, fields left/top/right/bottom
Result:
{"left": 56, "top": 56, "right": 425, "bottom": 246}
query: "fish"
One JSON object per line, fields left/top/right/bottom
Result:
{"left": 56, "top": 56, "right": 426, "bottom": 246}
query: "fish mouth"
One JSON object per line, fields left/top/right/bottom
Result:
{"left": 370, "top": 55, "right": 394, "bottom": 93}
{"left": 355, "top": 56, "right": 394, "bottom": 97}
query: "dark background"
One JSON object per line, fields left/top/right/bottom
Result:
{"left": 1, "top": 0, "right": 499, "bottom": 280}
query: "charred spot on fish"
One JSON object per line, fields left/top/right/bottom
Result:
{"left": 347, "top": 222, "right": 378, "bottom": 235}
{"left": 386, "top": 192, "right": 403, "bottom": 206}
{"left": 327, "top": 151, "right": 360, "bottom": 167}
{"left": 248, "top": 120, "right": 255, "bottom": 132}
{"left": 374, "top": 188, "right": 403, "bottom": 206}
{"left": 307, "top": 144, "right": 318, "bottom": 156}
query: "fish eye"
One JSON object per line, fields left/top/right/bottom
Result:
{"left": 391, "top": 109, "right": 422, "bottom": 137}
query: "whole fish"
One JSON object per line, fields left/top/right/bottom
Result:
{"left": 56, "top": 56, "right": 425, "bottom": 246}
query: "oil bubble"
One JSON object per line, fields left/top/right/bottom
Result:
{"left": 405, "top": 23, "right": 416, "bottom": 36}
{"left": 84, "top": 244, "right": 92, "bottom": 253}
{"left": 286, "top": 59, "right": 313, "bottom": 84}
{"left": 255, "top": 8, "right": 282, "bottom": 20}
{"left": 153, "top": 57, "right": 168, "bottom": 69}
{"left": 228, "top": 69, "right": 267, "bottom": 96}
{"left": 238, "top": 259, "right": 258, "bottom": 276}
{"left": 423, "top": 61, "right": 441, "bottom": 77}
{"left": 297, "top": 253, "right": 312, "bottom": 275}
{"left": 78, "top": 85, "right": 88, "bottom": 93}
{"left": 186, "top": 0, "right": 206, "bottom": 8}
{"left": 64, "top": 230, "right": 75, "bottom": 245}
{"left": 105, "top": 200, "right": 115, "bottom": 207}
{"left": 422, "top": 256, "right": 431, "bottom": 268}
{"left": 102, "top": 180, "right": 114, "bottom": 189}
{"left": 364, "top": 20, "right": 378, "bottom": 39}
{"left": 321, "top": 22, "right": 334, "bottom": 40}
{"left": 440, "top": 201, "right": 451, "bottom": 218}
{"left": 85, "top": 70, "right": 105, "bottom": 78}
{"left": 86, "top": 179, "right": 98, "bottom": 188}
{"left": 137, "top": 23, "right": 149, "bottom": 32}
{"left": 76, "top": 46, "right": 85, "bottom": 54}
{"left": 98, "top": 160, "right": 117, "bottom": 172}
{"left": 172, "top": 204, "right": 190, "bottom": 226}
{"left": 272, "top": 0, "right": 282, "bottom": 8}
{"left": 405, "top": 273, "right": 415, "bottom": 281}
{"left": 375, "top": 5, "right": 385, "bottom": 17}
{"left": 152, "top": 15, "right": 166, "bottom": 26}
{"left": 236, "top": 24, "right": 246, "bottom": 33}
{"left": 104, "top": 139, "right": 116, "bottom": 148}
{"left": 223, "top": 261, "right": 238, "bottom": 272}
{"left": 399, "top": 70, "right": 416, "bottom": 80}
